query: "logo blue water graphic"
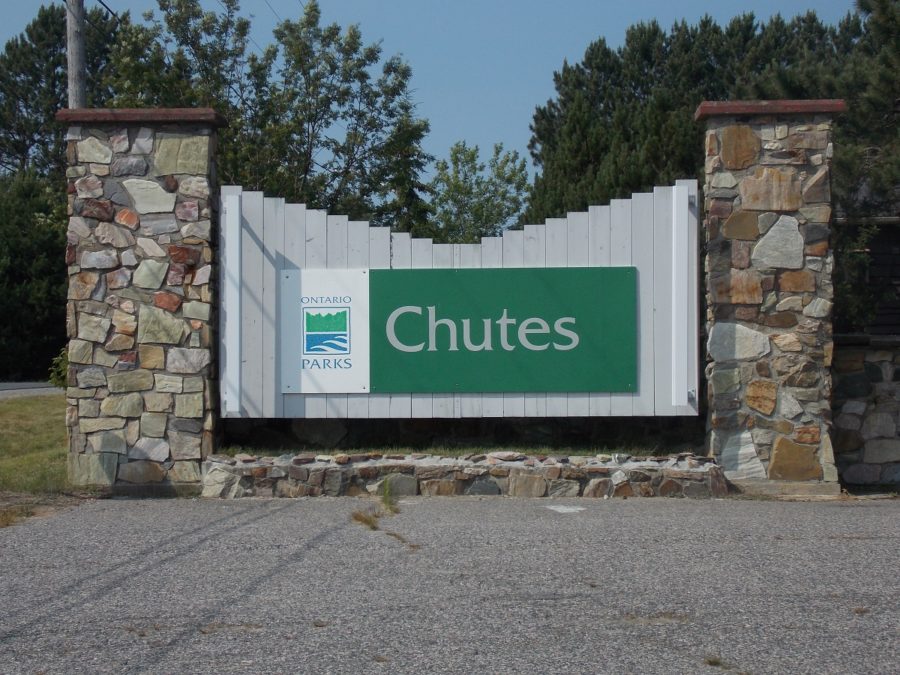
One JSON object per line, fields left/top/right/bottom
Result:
{"left": 305, "top": 332, "right": 349, "bottom": 354}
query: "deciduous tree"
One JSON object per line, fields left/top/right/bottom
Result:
{"left": 106, "top": 0, "right": 432, "bottom": 226}
{"left": 428, "top": 142, "right": 529, "bottom": 243}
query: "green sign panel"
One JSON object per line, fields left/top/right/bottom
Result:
{"left": 369, "top": 267, "right": 637, "bottom": 393}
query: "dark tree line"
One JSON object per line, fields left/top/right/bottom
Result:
{"left": 0, "top": 5, "right": 117, "bottom": 379}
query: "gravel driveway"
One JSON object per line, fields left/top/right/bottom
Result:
{"left": 0, "top": 497, "right": 897, "bottom": 674}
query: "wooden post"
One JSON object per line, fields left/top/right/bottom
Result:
{"left": 65, "top": 0, "right": 86, "bottom": 108}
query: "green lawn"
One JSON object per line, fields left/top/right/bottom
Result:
{"left": 0, "top": 394, "right": 69, "bottom": 494}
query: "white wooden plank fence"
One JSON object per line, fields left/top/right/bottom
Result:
{"left": 219, "top": 181, "right": 699, "bottom": 418}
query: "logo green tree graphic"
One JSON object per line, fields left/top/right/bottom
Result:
{"left": 305, "top": 310, "right": 348, "bottom": 332}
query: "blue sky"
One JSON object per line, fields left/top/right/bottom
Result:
{"left": 4, "top": 1, "right": 855, "bottom": 174}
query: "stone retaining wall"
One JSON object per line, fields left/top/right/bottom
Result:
{"left": 832, "top": 341, "right": 900, "bottom": 486}
{"left": 58, "top": 109, "right": 225, "bottom": 488}
{"left": 201, "top": 452, "right": 728, "bottom": 499}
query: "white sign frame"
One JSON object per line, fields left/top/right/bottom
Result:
{"left": 280, "top": 269, "right": 370, "bottom": 394}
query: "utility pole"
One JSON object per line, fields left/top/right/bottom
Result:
{"left": 65, "top": 0, "right": 87, "bottom": 108}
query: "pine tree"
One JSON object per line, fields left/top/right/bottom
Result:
{"left": 525, "top": 11, "right": 865, "bottom": 223}
{"left": 0, "top": 174, "right": 67, "bottom": 379}
{"left": 0, "top": 4, "right": 116, "bottom": 178}
{"left": 524, "top": 8, "right": 894, "bottom": 330}
{"left": 0, "top": 4, "right": 117, "bottom": 378}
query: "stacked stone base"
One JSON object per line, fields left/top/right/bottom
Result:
{"left": 58, "top": 110, "right": 223, "bottom": 491}
{"left": 201, "top": 452, "right": 728, "bottom": 499}
{"left": 832, "top": 340, "right": 900, "bottom": 487}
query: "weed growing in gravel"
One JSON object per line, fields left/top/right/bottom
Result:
{"left": 350, "top": 485, "right": 420, "bottom": 551}
{"left": 380, "top": 478, "right": 399, "bottom": 514}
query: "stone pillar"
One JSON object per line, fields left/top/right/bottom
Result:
{"left": 57, "top": 108, "right": 225, "bottom": 492}
{"left": 695, "top": 100, "right": 846, "bottom": 485}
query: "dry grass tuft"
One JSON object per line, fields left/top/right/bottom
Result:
{"left": 0, "top": 505, "right": 34, "bottom": 528}
{"left": 351, "top": 508, "right": 381, "bottom": 530}
{"left": 383, "top": 530, "right": 421, "bottom": 551}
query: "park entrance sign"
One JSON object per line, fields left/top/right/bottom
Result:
{"left": 220, "top": 180, "right": 698, "bottom": 419}
{"left": 280, "top": 267, "right": 637, "bottom": 395}
{"left": 370, "top": 267, "right": 636, "bottom": 393}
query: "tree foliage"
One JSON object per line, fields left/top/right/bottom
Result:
{"left": 105, "top": 0, "right": 433, "bottom": 226}
{"left": 0, "top": 173, "right": 67, "bottom": 380}
{"left": 0, "top": 0, "right": 526, "bottom": 378}
{"left": 3, "top": 0, "right": 894, "bottom": 381}
{"left": 0, "top": 4, "right": 117, "bottom": 178}
{"left": 428, "top": 142, "right": 529, "bottom": 243}
{"left": 0, "top": 5, "right": 116, "bottom": 378}
{"left": 526, "top": 11, "right": 866, "bottom": 220}
{"left": 827, "top": 0, "right": 900, "bottom": 331}
{"left": 525, "top": 4, "right": 896, "bottom": 330}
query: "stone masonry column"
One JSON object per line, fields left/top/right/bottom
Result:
{"left": 695, "top": 100, "right": 846, "bottom": 485}
{"left": 56, "top": 108, "right": 225, "bottom": 491}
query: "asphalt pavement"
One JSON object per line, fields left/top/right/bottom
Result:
{"left": 0, "top": 497, "right": 897, "bottom": 674}
{"left": 0, "top": 382, "right": 61, "bottom": 400}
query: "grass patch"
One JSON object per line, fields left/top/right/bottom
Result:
{"left": 0, "top": 394, "right": 68, "bottom": 494}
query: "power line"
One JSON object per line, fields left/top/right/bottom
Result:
{"left": 246, "top": 36, "right": 266, "bottom": 57}
{"left": 262, "top": 0, "right": 282, "bottom": 22}
{"left": 94, "top": 0, "right": 119, "bottom": 25}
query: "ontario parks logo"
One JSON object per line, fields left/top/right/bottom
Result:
{"left": 303, "top": 307, "right": 350, "bottom": 355}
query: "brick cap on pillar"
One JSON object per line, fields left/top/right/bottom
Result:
{"left": 694, "top": 99, "right": 847, "bottom": 121}
{"left": 55, "top": 107, "right": 228, "bottom": 127}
